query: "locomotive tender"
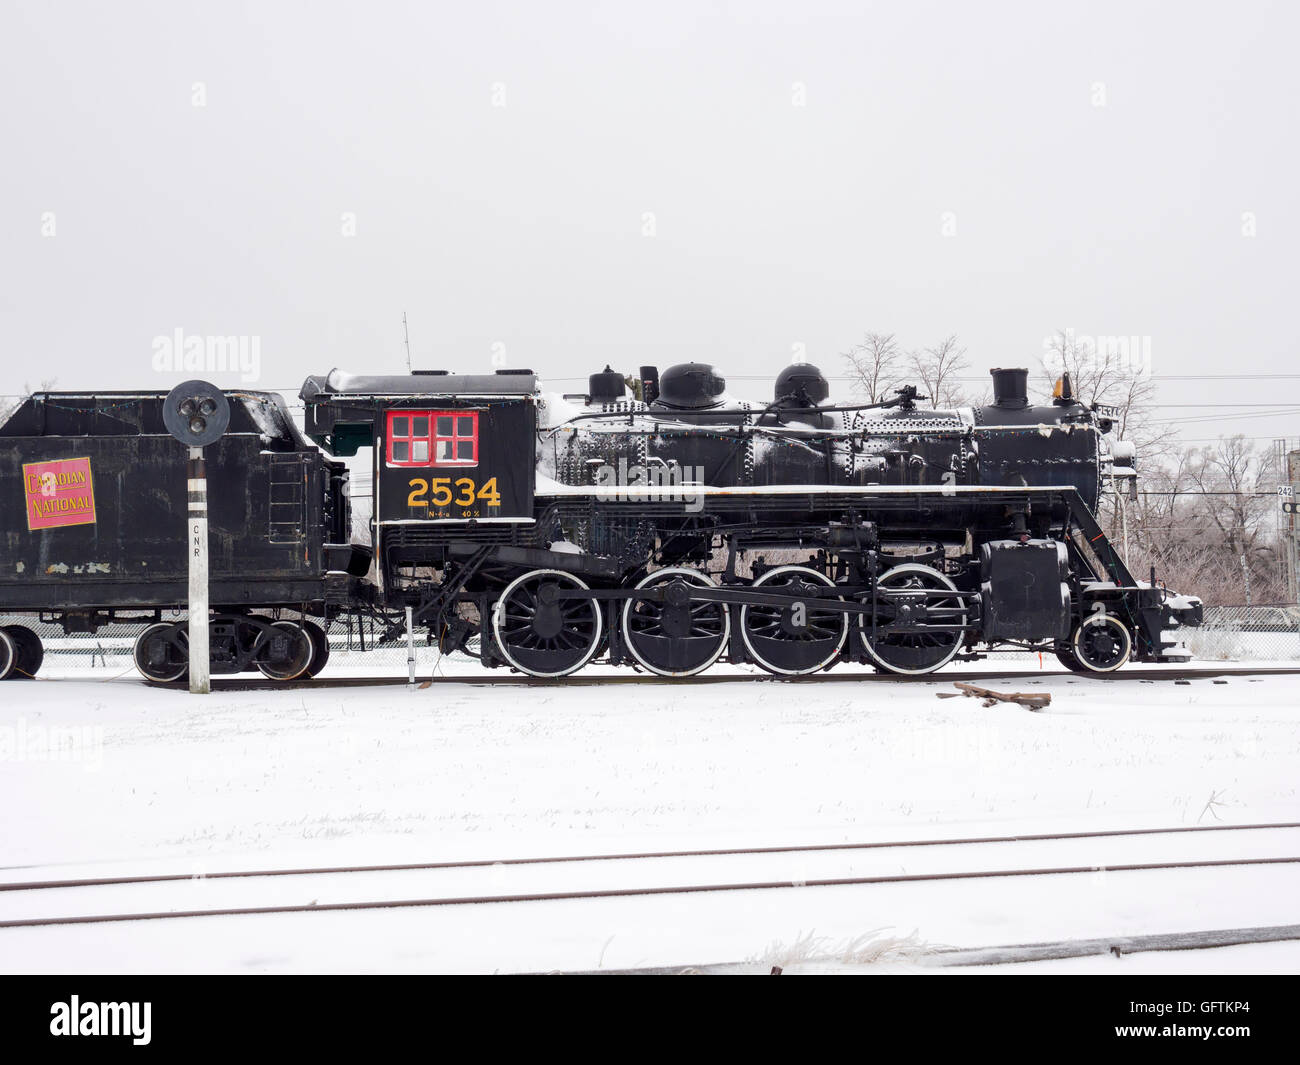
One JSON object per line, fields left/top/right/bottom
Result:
{"left": 0, "top": 362, "right": 1202, "bottom": 682}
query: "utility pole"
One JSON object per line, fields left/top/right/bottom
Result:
{"left": 402, "top": 311, "right": 412, "bottom": 373}
{"left": 1289, "top": 445, "right": 1300, "bottom": 604}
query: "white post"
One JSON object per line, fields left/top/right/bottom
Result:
{"left": 188, "top": 446, "right": 210, "bottom": 694}
{"left": 406, "top": 606, "right": 416, "bottom": 688}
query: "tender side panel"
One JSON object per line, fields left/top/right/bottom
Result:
{"left": 0, "top": 435, "right": 326, "bottom": 608}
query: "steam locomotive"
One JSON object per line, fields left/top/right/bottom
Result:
{"left": 0, "top": 362, "right": 1202, "bottom": 682}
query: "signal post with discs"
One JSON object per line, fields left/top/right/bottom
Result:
{"left": 162, "top": 380, "right": 231, "bottom": 695}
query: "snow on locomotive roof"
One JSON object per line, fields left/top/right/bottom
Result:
{"left": 303, "top": 368, "right": 538, "bottom": 397}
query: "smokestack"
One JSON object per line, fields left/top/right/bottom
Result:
{"left": 989, "top": 367, "right": 1029, "bottom": 409}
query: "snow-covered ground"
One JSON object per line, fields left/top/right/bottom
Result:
{"left": 1, "top": 664, "right": 1298, "bottom": 973}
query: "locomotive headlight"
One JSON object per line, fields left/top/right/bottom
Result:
{"left": 1052, "top": 372, "right": 1075, "bottom": 403}
{"left": 189, "top": 416, "right": 208, "bottom": 434}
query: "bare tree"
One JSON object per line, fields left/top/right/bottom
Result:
{"left": 841, "top": 332, "right": 903, "bottom": 404}
{"left": 1183, "top": 435, "right": 1280, "bottom": 606}
{"left": 1038, "top": 330, "right": 1172, "bottom": 453}
{"left": 1037, "top": 330, "right": 1184, "bottom": 551}
{"left": 1, "top": 380, "right": 56, "bottom": 424}
{"left": 909, "top": 335, "right": 970, "bottom": 408}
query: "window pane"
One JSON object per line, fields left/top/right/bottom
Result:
{"left": 436, "top": 416, "right": 453, "bottom": 436}
{"left": 392, "top": 441, "right": 409, "bottom": 462}
{"left": 458, "top": 415, "right": 474, "bottom": 436}
{"left": 437, "top": 439, "right": 455, "bottom": 461}
{"left": 392, "top": 416, "right": 409, "bottom": 437}
{"left": 413, "top": 416, "right": 429, "bottom": 437}
{"left": 412, "top": 440, "right": 429, "bottom": 462}
{"left": 457, "top": 439, "right": 475, "bottom": 460}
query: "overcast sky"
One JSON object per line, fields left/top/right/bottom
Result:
{"left": 2, "top": 0, "right": 1297, "bottom": 445}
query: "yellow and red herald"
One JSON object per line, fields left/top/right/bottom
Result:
{"left": 23, "top": 457, "right": 97, "bottom": 531}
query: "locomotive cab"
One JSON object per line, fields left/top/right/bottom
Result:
{"left": 301, "top": 368, "right": 538, "bottom": 587}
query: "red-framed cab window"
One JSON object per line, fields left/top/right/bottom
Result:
{"left": 386, "top": 410, "right": 478, "bottom": 467}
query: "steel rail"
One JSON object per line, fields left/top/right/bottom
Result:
{"left": 187, "top": 665, "right": 1300, "bottom": 690}
{"left": 2, "top": 855, "right": 1297, "bottom": 930}
{"left": 4, "top": 820, "right": 1298, "bottom": 895}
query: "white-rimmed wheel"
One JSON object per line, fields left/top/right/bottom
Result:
{"left": 300, "top": 620, "right": 331, "bottom": 678}
{"left": 492, "top": 569, "right": 604, "bottom": 678}
{"left": 859, "top": 563, "right": 966, "bottom": 675}
{"left": 0, "top": 628, "right": 17, "bottom": 681}
{"left": 1071, "top": 612, "right": 1131, "bottom": 673}
{"left": 255, "top": 621, "right": 315, "bottom": 681}
{"left": 740, "top": 566, "right": 848, "bottom": 676}
{"left": 133, "top": 622, "right": 188, "bottom": 683}
{"left": 4, "top": 626, "right": 44, "bottom": 679}
{"left": 622, "top": 568, "right": 730, "bottom": 678}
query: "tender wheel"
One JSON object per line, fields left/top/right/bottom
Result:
{"left": 2, "top": 626, "right": 43, "bottom": 679}
{"left": 0, "top": 628, "right": 16, "bottom": 681}
{"left": 6, "top": 629, "right": 44, "bottom": 681}
{"left": 1071, "top": 613, "right": 1131, "bottom": 673}
{"left": 622, "top": 568, "right": 730, "bottom": 678}
{"left": 255, "top": 621, "right": 315, "bottom": 681}
{"left": 133, "top": 622, "right": 189, "bottom": 683}
{"left": 491, "top": 569, "right": 603, "bottom": 678}
{"left": 301, "top": 620, "right": 330, "bottom": 678}
{"left": 859, "top": 563, "right": 965, "bottom": 675}
{"left": 740, "top": 566, "right": 848, "bottom": 676}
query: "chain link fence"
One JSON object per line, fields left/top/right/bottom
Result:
{"left": 6, "top": 604, "right": 1300, "bottom": 677}
{"left": 0, "top": 613, "right": 443, "bottom": 678}
{"left": 1185, "top": 605, "right": 1300, "bottom": 662}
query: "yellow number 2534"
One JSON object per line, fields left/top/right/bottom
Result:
{"left": 406, "top": 476, "right": 502, "bottom": 510}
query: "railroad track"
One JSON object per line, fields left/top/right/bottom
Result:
{"left": 4, "top": 821, "right": 1298, "bottom": 932}
{"left": 149, "top": 664, "right": 1300, "bottom": 691}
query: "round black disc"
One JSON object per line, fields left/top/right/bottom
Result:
{"left": 163, "top": 380, "right": 231, "bottom": 447}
